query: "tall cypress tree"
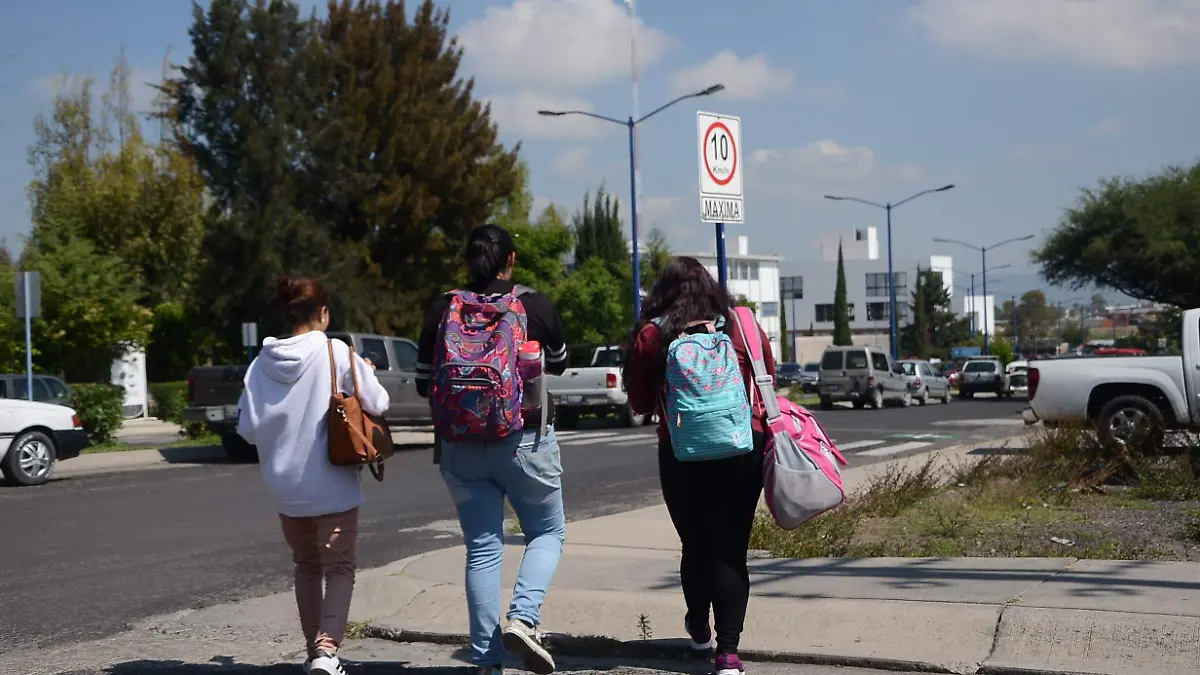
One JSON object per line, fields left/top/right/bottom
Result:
{"left": 833, "top": 241, "right": 852, "bottom": 346}
{"left": 911, "top": 266, "right": 929, "bottom": 358}
{"left": 572, "top": 187, "right": 626, "bottom": 276}
{"left": 780, "top": 298, "right": 792, "bottom": 362}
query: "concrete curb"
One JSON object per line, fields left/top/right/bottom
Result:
{"left": 360, "top": 625, "right": 962, "bottom": 674}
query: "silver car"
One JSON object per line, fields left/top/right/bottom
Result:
{"left": 897, "top": 360, "right": 953, "bottom": 405}
{"left": 818, "top": 345, "right": 910, "bottom": 410}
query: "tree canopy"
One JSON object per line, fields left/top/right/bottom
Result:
{"left": 1035, "top": 161, "right": 1200, "bottom": 307}
{"left": 833, "top": 242, "right": 852, "bottom": 346}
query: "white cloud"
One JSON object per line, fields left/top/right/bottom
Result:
{"left": 669, "top": 51, "right": 794, "bottom": 101}
{"left": 486, "top": 91, "right": 617, "bottom": 141}
{"left": 749, "top": 139, "right": 926, "bottom": 201}
{"left": 641, "top": 195, "right": 681, "bottom": 222}
{"left": 552, "top": 145, "right": 591, "bottom": 174}
{"left": 1088, "top": 117, "right": 1125, "bottom": 137}
{"left": 911, "top": 0, "right": 1200, "bottom": 69}
{"left": 458, "top": 0, "right": 674, "bottom": 88}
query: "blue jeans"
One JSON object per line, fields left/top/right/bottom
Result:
{"left": 440, "top": 426, "right": 566, "bottom": 667}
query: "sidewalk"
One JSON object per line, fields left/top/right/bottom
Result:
{"left": 357, "top": 437, "right": 1200, "bottom": 675}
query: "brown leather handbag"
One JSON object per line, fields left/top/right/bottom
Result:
{"left": 327, "top": 340, "right": 394, "bottom": 481}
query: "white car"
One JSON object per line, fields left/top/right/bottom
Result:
{"left": 1, "top": 398, "right": 90, "bottom": 486}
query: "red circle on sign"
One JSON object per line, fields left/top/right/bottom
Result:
{"left": 703, "top": 121, "right": 738, "bottom": 187}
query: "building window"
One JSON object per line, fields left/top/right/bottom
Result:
{"left": 893, "top": 271, "right": 907, "bottom": 296}
{"left": 855, "top": 229, "right": 865, "bottom": 242}
{"left": 780, "top": 276, "right": 803, "bottom": 299}
{"left": 866, "top": 302, "right": 910, "bottom": 322}
{"left": 760, "top": 302, "right": 778, "bottom": 317}
{"left": 749, "top": 262, "right": 759, "bottom": 280}
{"left": 815, "top": 303, "right": 854, "bottom": 322}
{"left": 866, "top": 273, "right": 889, "bottom": 297}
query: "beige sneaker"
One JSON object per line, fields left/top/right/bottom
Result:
{"left": 501, "top": 619, "right": 555, "bottom": 674}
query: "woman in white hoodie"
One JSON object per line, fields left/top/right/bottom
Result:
{"left": 237, "top": 276, "right": 389, "bottom": 675}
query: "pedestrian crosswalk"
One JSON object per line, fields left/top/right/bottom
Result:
{"left": 553, "top": 429, "right": 937, "bottom": 457}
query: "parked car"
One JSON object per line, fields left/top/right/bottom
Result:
{"left": 800, "top": 362, "right": 821, "bottom": 393}
{"left": 958, "top": 358, "right": 1013, "bottom": 399}
{"left": 547, "top": 345, "right": 650, "bottom": 428}
{"left": 183, "top": 332, "right": 427, "bottom": 461}
{"left": 817, "top": 345, "right": 910, "bottom": 410}
{"left": 0, "top": 374, "right": 72, "bottom": 406}
{"left": 897, "top": 359, "right": 953, "bottom": 405}
{"left": 1, "top": 398, "right": 90, "bottom": 486}
{"left": 945, "top": 364, "right": 963, "bottom": 389}
{"left": 775, "top": 362, "right": 804, "bottom": 388}
{"left": 1007, "top": 360, "right": 1030, "bottom": 396}
{"left": 1023, "top": 308, "right": 1200, "bottom": 447}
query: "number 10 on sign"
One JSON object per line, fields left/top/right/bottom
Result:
{"left": 696, "top": 111, "right": 743, "bottom": 224}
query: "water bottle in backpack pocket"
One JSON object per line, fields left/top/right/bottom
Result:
{"left": 662, "top": 319, "right": 754, "bottom": 461}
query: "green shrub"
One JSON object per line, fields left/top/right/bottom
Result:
{"left": 149, "top": 381, "right": 207, "bottom": 439}
{"left": 70, "top": 384, "right": 126, "bottom": 444}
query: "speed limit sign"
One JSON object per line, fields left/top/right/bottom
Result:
{"left": 697, "top": 111, "right": 743, "bottom": 223}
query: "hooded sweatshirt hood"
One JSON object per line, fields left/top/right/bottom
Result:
{"left": 259, "top": 331, "right": 328, "bottom": 384}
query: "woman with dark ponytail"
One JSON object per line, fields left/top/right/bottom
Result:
{"left": 415, "top": 224, "right": 571, "bottom": 675}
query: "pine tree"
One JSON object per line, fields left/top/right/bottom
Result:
{"left": 573, "top": 187, "right": 627, "bottom": 276}
{"left": 833, "top": 242, "right": 852, "bottom": 346}
{"left": 911, "top": 266, "right": 929, "bottom": 358}
{"left": 780, "top": 298, "right": 792, "bottom": 362}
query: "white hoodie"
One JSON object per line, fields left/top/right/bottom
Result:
{"left": 236, "top": 331, "right": 390, "bottom": 517}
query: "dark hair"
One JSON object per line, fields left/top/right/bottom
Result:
{"left": 275, "top": 276, "right": 329, "bottom": 327}
{"left": 464, "top": 224, "right": 516, "bottom": 284}
{"left": 636, "top": 256, "right": 734, "bottom": 346}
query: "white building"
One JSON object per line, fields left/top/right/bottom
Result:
{"left": 961, "top": 295, "right": 997, "bottom": 338}
{"left": 686, "top": 235, "right": 783, "bottom": 359}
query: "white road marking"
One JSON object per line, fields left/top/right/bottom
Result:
{"left": 857, "top": 441, "right": 934, "bottom": 457}
{"left": 608, "top": 436, "right": 658, "bottom": 447}
{"left": 557, "top": 431, "right": 623, "bottom": 442}
{"left": 930, "top": 418, "right": 1026, "bottom": 427}
{"left": 836, "top": 440, "right": 886, "bottom": 451}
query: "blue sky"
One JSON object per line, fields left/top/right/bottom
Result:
{"left": 2, "top": 0, "right": 1199, "bottom": 304}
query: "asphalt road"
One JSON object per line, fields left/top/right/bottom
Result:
{"left": 0, "top": 397, "right": 1027, "bottom": 655}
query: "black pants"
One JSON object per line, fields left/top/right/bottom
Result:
{"left": 658, "top": 434, "right": 764, "bottom": 655}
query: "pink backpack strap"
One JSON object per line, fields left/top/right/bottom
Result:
{"left": 731, "top": 307, "right": 781, "bottom": 423}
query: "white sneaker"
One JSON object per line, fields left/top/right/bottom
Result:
{"left": 309, "top": 651, "right": 347, "bottom": 675}
{"left": 501, "top": 619, "right": 555, "bottom": 675}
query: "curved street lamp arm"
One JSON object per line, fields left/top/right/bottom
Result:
{"left": 985, "top": 234, "right": 1035, "bottom": 251}
{"left": 636, "top": 84, "right": 725, "bottom": 125}
{"left": 537, "top": 109, "right": 627, "bottom": 126}
{"left": 932, "top": 237, "right": 982, "bottom": 253}
{"left": 824, "top": 195, "right": 887, "bottom": 210}
{"left": 893, "top": 184, "right": 955, "bottom": 209}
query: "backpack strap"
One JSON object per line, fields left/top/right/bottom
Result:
{"left": 731, "top": 307, "right": 781, "bottom": 422}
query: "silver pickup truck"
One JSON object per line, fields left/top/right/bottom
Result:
{"left": 183, "top": 332, "right": 428, "bottom": 460}
{"left": 547, "top": 345, "right": 651, "bottom": 429}
{"left": 1023, "top": 307, "right": 1199, "bottom": 447}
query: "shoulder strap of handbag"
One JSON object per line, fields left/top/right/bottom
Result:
{"left": 731, "top": 306, "right": 782, "bottom": 422}
{"left": 327, "top": 339, "right": 361, "bottom": 398}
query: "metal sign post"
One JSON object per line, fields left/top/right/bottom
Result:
{"left": 241, "top": 322, "right": 258, "bottom": 364}
{"left": 16, "top": 271, "right": 41, "bottom": 401}
{"left": 697, "top": 111, "right": 743, "bottom": 290}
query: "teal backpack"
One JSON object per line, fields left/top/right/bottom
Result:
{"left": 658, "top": 316, "right": 754, "bottom": 461}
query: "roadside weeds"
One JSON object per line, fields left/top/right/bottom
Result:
{"left": 751, "top": 424, "right": 1200, "bottom": 560}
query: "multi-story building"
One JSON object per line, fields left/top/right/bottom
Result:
{"left": 780, "top": 227, "right": 955, "bottom": 362}
{"left": 685, "top": 235, "right": 783, "bottom": 359}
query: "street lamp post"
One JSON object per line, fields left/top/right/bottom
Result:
{"left": 933, "top": 235, "right": 1034, "bottom": 355}
{"left": 824, "top": 184, "right": 955, "bottom": 360}
{"left": 538, "top": 83, "right": 725, "bottom": 320}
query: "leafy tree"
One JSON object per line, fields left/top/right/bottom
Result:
{"left": 555, "top": 258, "right": 625, "bottom": 346}
{"left": 1090, "top": 293, "right": 1109, "bottom": 313}
{"left": 491, "top": 164, "right": 572, "bottom": 295}
{"left": 641, "top": 227, "right": 672, "bottom": 290}
{"left": 20, "top": 237, "right": 151, "bottom": 382}
{"left": 1015, "top": 290, "right": 1053, "bottom": 339}
{"left": 833, "top": 242, "right": 852, "bottom": 346}
{"left": 1035, "top": 161, "right": 1200, "bottom": 306}
{"left": 0, "top": 250, "right": 28, "bottom": 372}
{"left": 734, "top": 295, "right": 759, "bottom": 313}
{"left": 902, "top": 269, "right": 970, "bottom": 359}
{"left": 573, "top": 187, "right": 627, "bottom": 276}
{"left": 989, "top": 334, "right": 1014, "bottom": 365}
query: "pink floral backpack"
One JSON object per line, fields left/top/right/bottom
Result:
{"left": 731, "top": 306, "right": 849, "bottom": 529}
{"left": 430, "top": 287, "right": 532, "bottom": 442}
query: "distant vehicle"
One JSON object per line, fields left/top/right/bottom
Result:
{"left": 1091, "top": 347, "right": 1147, "bottom": 357}
{"left": 775, "top": 362, "right": 804, "bottom": 388}
{"left": 799, "top": 362, "right": 821, "bottom": 393}
{"left": 182, "top": 332, "right": 427, "bottom": 461}
{"left": 0, "top": 398, "right": 89, "bottom": 486}
{"left": 0, "top": 374, "right": 72, "bottom": 407}
{"left": 817, "top": 345, "right": 909, "bottom": 410}
{"left": 1024, "top": 308, "right": 1200, "bottom": 447}
{"left": 1007, "top": 360, "right": 1030, "bottom": 396}
{"left": 958, "top": 358, "right": 1013, "bottom": 399}
{"left": 546, "top": 345, "right": 651, "bottom": 428}
{"left": 897, "top": 359, "right": 953, "bottom": 405}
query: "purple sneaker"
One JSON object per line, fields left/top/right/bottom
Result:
{"left": 684, "top": 617, "right": 714, "bottom": 652}
{"left": 715, "top": 653, "right": 745, "bottom": 675}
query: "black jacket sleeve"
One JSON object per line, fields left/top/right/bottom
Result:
{"left": 521, "top": 292, "right": 569, "bottom": 376}
{"left": 416, "top": 296, "right": 450, "bottom": 399}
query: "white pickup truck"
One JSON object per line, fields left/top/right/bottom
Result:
{"left": 547, "top": 345, "right": 650, "bottom": 429}
{"left": 1023, "top": 307, "right": 1199, "bottom": 447}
